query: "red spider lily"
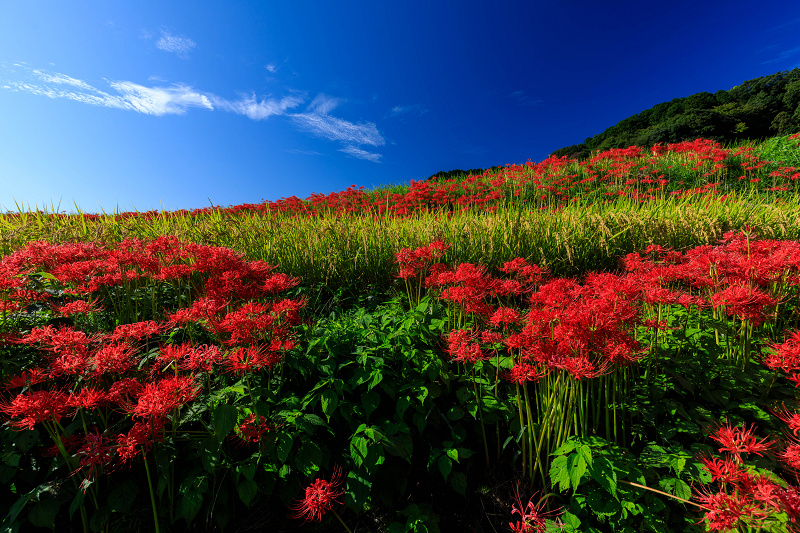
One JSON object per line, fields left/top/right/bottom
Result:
{"left": 91, "top": 343, "right": 136, "bottom": 376}
{"left": 290, "top": 465, "right": 345, "bottom": 522}
{"left": 130, "top": 376, "right": 200, "bottom": 419}
{"left": 41, "top": 434, "right": 82, "bottom": 457}
{"left": 503, "top": 363, "right": 548, "bottom": 385}
{"left": 698, "top": 454, "right": 747, "bottom": 484}
{"left": 271, "top": 298, "right": 305, "bottom": 326}
{"left": 742, "top": 473, "right": 782, "bottom": 513}
{"left": 711, "top": 284, "right": 777, "bottom": 326}
{"left": 396, "top": 241, "right": 449, "bottom": 279}
{"left": 23, "top": 325, "right": 93, "bottom": 357}
{"left": 0, "top": 389, "right": 70, "bottom": 430}
{"left": 168, "top": 297, "right": 227, "bottom": 325}
{"left": 179, "top": 343, "right": 223, "bottom": 373}
{"left": 108, "top": 320, "right": 164, "bottom": 342}
{"left": 781, "top": 444, "right": 800, "bottom": 470}
{"left": 235, "top": 413, "right": 272, "bottom": 444}
{"left": 773, "top": 406, "right": 800, "bottom": 437}
{"left": 480, "top": 330, "right": 503, "bottom": 345}
{"left": 765, "top": 331, "right": 800, "bottom": 373}
{"left": 499, "top": 257, "right": 545, "bottom": 286}
{"left": 218, "top": 302, "right": 276, "bottom": 346}
{"left": 116, "top": 418, "right": 165, "bottom": 464}
{"left": 554, "top": 355, "right": 610, "bottom": 381}
{"left": 446, "top": 329, "right": 487, "bottom": 364}
{"left": 75, "top": 429, "right": 115, "bottom": 485}
{"left": 66, "top": 386, "right": 110, "bottom": 414}
{"left": 508, "top": 488, "right": 561, "bottom": 533}
{"left": 694, "top": 488, "right": 767, "bottom": 532}
{"left": 261, "top": 272, "right": 300, "bottom": 294}
{"left": 53, "top": 298, "right": 103, "bottom": 315}
{"left": 777, "top": 485, "right": 800, "bottom": 520}
{"left": 154, "top": 341, "right": 195, "bottom": 371}
{"left": 105, "top": 377, "right": 144, "bottom": 408}
{"left": 708, "top": 420, "right": 774, "bottom": 460}
{"left": 2, "top": 368, "right": 49, "bottom": 389}
{"left": 223, "top": 344, "right": 283, "bottom": 376}
{"left": 490, "top": 307, "right": 520, "bottom": 328}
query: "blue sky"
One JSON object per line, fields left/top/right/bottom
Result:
{"left": 1, "top": 1, "right": 800, "bottom": 213}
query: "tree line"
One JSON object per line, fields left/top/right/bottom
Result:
{"left": 551, "top": 68, "right": 800, "bottom": 159}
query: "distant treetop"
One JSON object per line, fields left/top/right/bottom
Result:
{"left": 551, "top": 68, "right": 800, "bottom": 160}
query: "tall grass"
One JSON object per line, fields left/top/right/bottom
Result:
{"left": 3, "top": 191, "right": 799, "bottom": 287}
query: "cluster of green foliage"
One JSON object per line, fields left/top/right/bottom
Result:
{"left": 552, "top": 69, "right": 800, "bottom": 159}
{"left": 424, "top": 168, "right": 489, "bottom": 182}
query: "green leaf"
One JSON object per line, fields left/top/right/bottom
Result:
{"left": 659, "top": 478, "right": 692, "bottom": 500}
{"left": 362, "top": 390, "right": 381, "bottom": 418}
{"left": 302, "top": 413, "right": 326, "bottom": 427}
{"left": 450, "top": 471, "right": 467, "bottom": 496}
{"left": 107, "top": 480, "right": 139, "bottom": 513}
{"left": 276, "top": 433, "right": 293, "bottom": 463}
{"left": 180, "top": 490, "right": 203, "bottom": 523}
{"left": 350, "top": 436, "right": 369, "bottom": 467}
{"left": 445, "top": 448, "right": 459, "bottom": 462}
{"left": 552, "top": 439, "right": 579, "bottom": 457}
{"left": 577, "top": 445, "right": 593, "bottom": 468}
{"left": 585, "top": 488, "right": 621, "bottom": 517}
{"left": 68, "top": 489, "right": 86, "bottom": 519}
{"left": 568, "top": 452, "right": 587, "bottom": 493}
{"left": 296, "top": 441, "right": 323, "bottom": 477}
{"left": 344, "top": 471, "right": 372, "bottom": 513}
{"left": 446, "top": 406, "right": 465, "bottom": 421}
{"left": 320, "top": 389, "right": 338, "bottom": 420}
{"left": 550, "top": 455, "right": 570, "bottom": 492}
{"left": 588, "top": 455, "right": 617, "bottom": 499}
{"left": 237, "top": 479, "right": 258, "bottom": 506}
{"left": 396, "top": 396, "right": 411, "bottom": 419}
{"left": 561, "top": 510, "right": 581, "bottom": 531}
{"left": 27, "top": 498, "right": 60, "bottom": 529}
{"left": 437, "top": 455, "right": 452, "bottom": 482}
{"left": 200, "top": 436, "right": 221, "bottom": 473}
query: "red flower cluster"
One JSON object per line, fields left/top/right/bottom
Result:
{"left": 290, "top": 466, "right": 345, "bottom": 522}
{"left": 693, "top": 420, "right": 800, "bottom": 531}
{"left": 0, "top": 237, "right": 304, "bottom": 486}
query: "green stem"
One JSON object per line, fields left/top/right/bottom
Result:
{"left": 331, "top": 508, "right": 354, "bottom": 533}
{"left": 142, "top": 450, "right": 162, "bottom": 533}
{"left": 471, "top": 367, "right": 490, "bottom": 467}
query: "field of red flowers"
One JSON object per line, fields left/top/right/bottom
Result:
{"left": 2, "top": 134, "right": 800, "bottom": 532}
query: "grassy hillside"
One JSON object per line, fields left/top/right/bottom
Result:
{"left": 1, "top": 132, "right": 800, "bottom": 533}
{"left": 551, "top": 69, "right": 800, "bottom": 159}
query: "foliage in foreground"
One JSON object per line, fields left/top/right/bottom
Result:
{"left": 3, "top": 230, "right": 800, "bottom": 532}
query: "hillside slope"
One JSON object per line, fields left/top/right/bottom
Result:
{"left": 552, "top": 69, "right": 800, "bottom": 159}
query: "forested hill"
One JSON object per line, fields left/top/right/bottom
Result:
{"left": 551, "top": 69, "right": 800, "bottom": 159}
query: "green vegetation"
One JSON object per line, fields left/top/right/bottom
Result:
{"left": 552, "top": 69, "right": 800, "bottom": 159}
{"left": 2, "top": 132, "right": 800, "bottom": 532}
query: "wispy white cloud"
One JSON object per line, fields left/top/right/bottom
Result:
{"left": 306, "top": 94, "right": 344, "bottom": 115}
{"left": 265, "top": 64, "right": 278, "bottom": 74}
{"left": 286, "top": 148, "right": 324, "bottom": 156}
{"left": 509, "top": 90, "right": 542, "bottom": 107}
{"left": 1, "top": 64, "right": 386, "bottom": 161}
{"left": 388, "top": 104, "right": 428, "bottom": 118}
{"left": 155, "top": 29, "right": 196, "bottom": 58}
{"left": 339, "top": 145, "right": 382, "bottom": 162}
{"left": 290, "top": 94, "right": 385, "bottom": 151}
{"left": 31, "top": 69, "right": 96, "bottom": 92}
{"left": 292, "top": 113, "right": 385, "bottom": 147}
{"left": 210, "top": 93, "right": 303, "bottom": 120}
{"left": 762, "top": 45, "right": 800, "bottom": 64}
{"left": 108, "top": 81, "right": 213, "bottom": 115}
{"left": 1, "top": 65, "right": 212, "bottom": 115}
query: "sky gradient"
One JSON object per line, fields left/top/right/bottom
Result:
{"left": 2, "top": 1, "right": 800, "bottom": 213}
